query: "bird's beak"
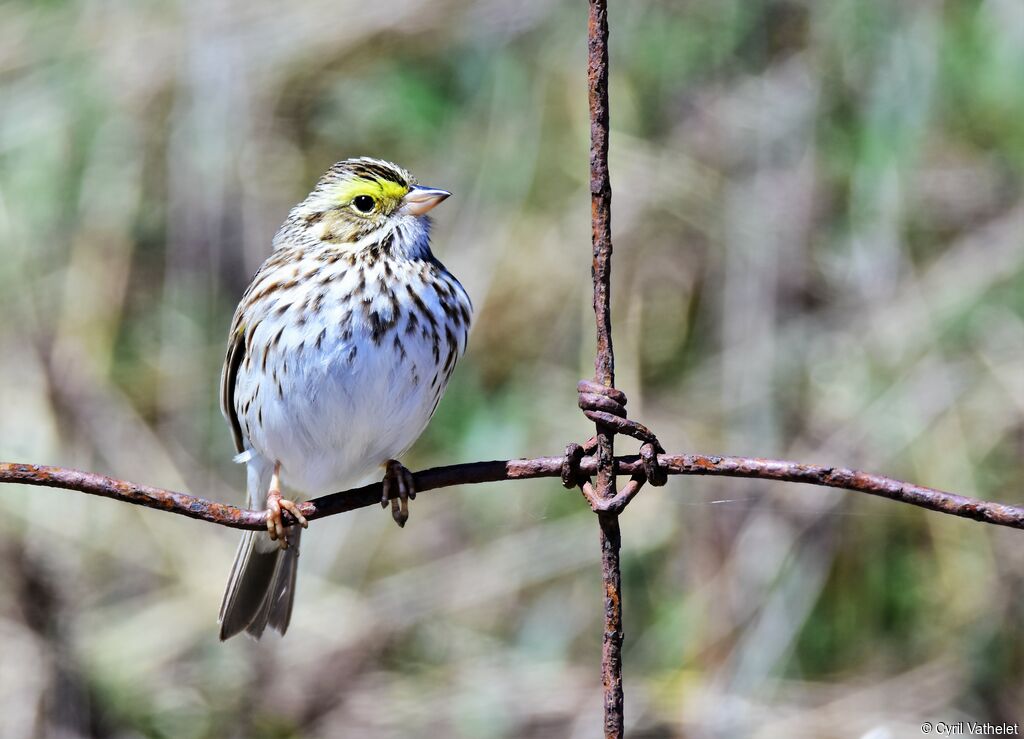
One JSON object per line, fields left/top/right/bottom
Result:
{"left": 400, "top": 186, "right": 451, "bottom": 216}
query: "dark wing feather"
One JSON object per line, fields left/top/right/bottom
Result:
{"left": 220, "top": 325, "right": 247, "bottom": 454}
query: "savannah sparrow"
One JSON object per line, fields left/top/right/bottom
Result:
{"left": 218, "top": 158, "right": 472, "bottom": 640}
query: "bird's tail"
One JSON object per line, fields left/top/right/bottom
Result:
{"left": 218, "top": 525, "right": 300, "bottom": 640}
{"left": 218, "top": 460, "right": 298, "bottom": 640}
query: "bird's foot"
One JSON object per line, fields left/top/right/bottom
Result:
{"left": 381, "top": 459, "right": 416, "bottom": 528}
{"left": 266, "top": 488, "right": 308, "bottom": 550}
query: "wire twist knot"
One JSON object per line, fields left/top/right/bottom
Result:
{"left": 561, "top": 380, "right": 667, "bottom": 511}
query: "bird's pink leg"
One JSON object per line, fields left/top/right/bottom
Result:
{"left": 266, "top": 461, "right": 308, "bottom": 549}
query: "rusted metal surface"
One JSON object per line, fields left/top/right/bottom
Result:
{"left": 4, "top": 456, "right": 1023, "bottom": 530}
{"left": 586, "top": 0, "right": 617, "bottom": 508}
{"left": 577, "top": 380, "right": 661, "bottom": 447}
{"left": 0, "top": 463, "right": 265, "bottom": 529}
{"left": 586, "top": 1, "right": 626, "bottom": 734}
{"left": 656, "top": 455, "right": 1024, "bottom": 529}
{"left": 598, "top": 511, "right": 624, "bottom": 736}
{"left": 587, "top": 2, "right": 614, "bottom": 395}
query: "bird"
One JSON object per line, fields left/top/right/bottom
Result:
{"left": 217, "top": 157, "right": 472, "bottom": 640}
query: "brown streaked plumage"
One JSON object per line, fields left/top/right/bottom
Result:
{"left": 218, "top": 158, "right": 471, "bottom": 641}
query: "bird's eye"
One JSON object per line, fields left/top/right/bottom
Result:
{"left": 352, "top": 195, "right": 376, "bottom": 213}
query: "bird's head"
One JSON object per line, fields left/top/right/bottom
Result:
{"left": 292, "top": 158, "right": 450, "bottom": 249}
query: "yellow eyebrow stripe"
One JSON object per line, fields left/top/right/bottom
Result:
{"left": 333, "top": 177, "right": 409, "bottom": 205}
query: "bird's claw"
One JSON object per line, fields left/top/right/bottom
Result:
{"left": 381, "top": 460, "right": 416, "bottom": 528}
{"left": 266, "top": 488, "right": 307, "bottom": 550}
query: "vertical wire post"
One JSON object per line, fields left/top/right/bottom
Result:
{"left": 587, "top": 1, "right": 625, "bottom": 735}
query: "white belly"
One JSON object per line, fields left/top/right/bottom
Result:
{"left": 258, "top": 333, "right": 441, "bottom": 492}
{"left": 232, "top": 251, "right": 470, "bottom": 496}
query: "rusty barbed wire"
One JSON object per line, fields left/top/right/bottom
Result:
{"left": 585, "top": 1, "right": 626, "bottom": 732}
{"left": 4, "top": 456, "right": 1022, "bottom": 530}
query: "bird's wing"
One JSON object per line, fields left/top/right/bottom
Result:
{"left": 220, "top": 322, "right": 247, "bottom": 455}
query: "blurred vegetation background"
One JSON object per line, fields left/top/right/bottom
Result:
{"left": 1, "top": 0, "right": 1023, "bottom": 736}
